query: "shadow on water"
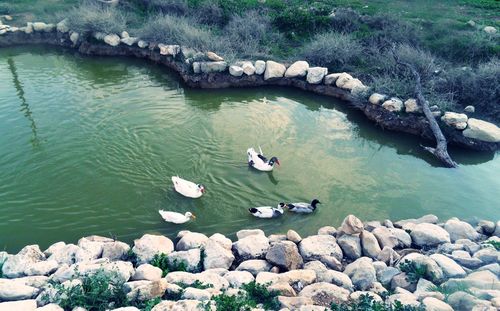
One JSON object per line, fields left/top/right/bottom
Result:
{"left": 6, "top": 57, "right": 41, "bottom": 147}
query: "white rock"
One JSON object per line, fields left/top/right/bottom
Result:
{"left": 284, "top": 61, "right": 309, "bottom": 78}
{"left": 444, "top": 219, "right": 480, "bottom": 242}
{"left": 473, "top": 247, "right": 499, "bottom": 264}
{"left": 343, "top": 257, "right": 376, "bottom": 290}
{"left": 298, "top": 282, "right": 349, "bottom": 307}
{"left": 120, "top": 31, "right": 129, "bottom": 38}
{"left": 372, "top": 227, "right": 399, "bottom": 249}
{"left": 264, "top": 61, "right": 286, "bottom": 80}
{"left": 137, "top": 40, "right": 148, "bottom": 48}
{"left": 335, "top": 73, "right": 354, "bottom": 88}
{"left": 32, "top": 22, "right": 54, "bottom": 32}
{"left": 56, "top": 19, "right": 69, "bottom": 33}
{"left": 0, "top": 279, "right": 39, "bottom": 301}
{"left": 233, "top": 234, "right": 270, "bottom": 260}
{"left": 350, "top": 291, "right": 382, "bottom": 303}
{"left": 104, "top": 34, "right": 121, "bottom": 46}
{"left": 405, "top": 98, "right": 421, "bottom": 113}
{"left": 361, "top": 230, "right": 382, "bottom": 259}
{"left": 254, "top": 60, "right": 266, "bottom": 75}
{"left": 299, "top": 235, "right": 343, "bottom": 262}
{"left": 339, "top": 78, "right": 365, "bottom": 91}
{"left": 24, "top": 260, "right": 58, "bottom": 276}
{"left": 36, "top": 304, "right": 64, "bottom": 311}
{"left": 168, "top": 249, "right": 201, "bottom": 272}
{"left": 382, "top": 98, "right": 403, "bottom": 112}
{"left": 69, "top": 32, "right": 79, "bottom": 45}
{"left": 24, "top": 23, "right": 34, "bottom": 34}
{"left": 387, "top": 293, "right": 419, "bottom": 307}
{"left": 429, "top": 254, "right": 466, "bottom": 278}
{"left": 306, "top": 67, "right": 328, "bottom": 84}
{"left": 121, "top": 37, "right": 139, "bottom": 46}
{"left": 287, "top": 230, "right": 302, "bottom": 243}
{"left": 0, "top": 300, "right": 37, "bottom": 311}
{"left": 200, "top": 61, "right": 227, "bottom": 73}
{"left": 441, "top": 112, "right": 468, "bottom": 130}
{"left": 337, "top": 234, "right": 361, "bottom": 260}
{"left": 158, "top": 44, "right": 180, "bottom": 56}
{"left": 463, "top": 118, "right": 500, "bottom": 143}
{"left": 2, "top": 245, "right": 44, "bottom": 278}
{"left": 177, "top": 232, "right": 208, "bottom": 251}
{"left": 132, "top": 234, "right": 174, "bottom": 264}
{"left": 241, "top": 62, "right": 256, "bottom": 76}
{"left": 410, "top": 223, "right": 451, "bottom": 247}
{"left": 229, "top": 65, "right": 244, "bottom": 77}
{"left": 317, "top": 226, "right": 336, "bottom": 236}
{"left": 464, "top": 105, "right": 475, "bottom": 113}
{"left": 423, "top": 297, "right": 453, "bottom": 311}
{"left": 338, "top": 215, "right": 364, "bottom": 235}
{"left": 101, "top": 241, "right": 130, "bottom": 261}
{"left": 236, "top": 260, "right": 272, "bottom": 276}
{"left": 203, "top": 239, "right": 234, "bottom": 270}
{"left": 206, "top": 51, "right": 223, "bottom": 61}
{"left": 131, "top": 264, "right": 163, "bottom": 281}
{"left": 224, "top": 271, "right": 255, "bottom": 288}
{"left": 182, "top": 288, "right": 212, "bottom": 301}
{"left": 484, "top": 26, "right": 497, "bottom": 34}
{"left": 324, "top": 73, "right": 342, "bottom": 85}
{"left": 237, "top": 229, "right": 265, "bottom": 239}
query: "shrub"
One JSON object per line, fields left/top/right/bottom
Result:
{"left": 44, "top": 269, "right": 129, "bottom": 311}
{"left": 330, "top": 8, "right": 362, "bottom": 33}
{"left": 399, "top": 260, "right": 428, "bottom": 284}
{"left": 150, "top": 253, "right": 188, "bottom": 277}
{"left": 482, "top": 240, "right": 500, "bottom": 251}
{"left": 299, "top": 32, "right": 363, "bottom": 70}
{"left": 144, "top": 0, "right": 189, "bottom": 15}
{"left": 125, "top": 249, "right": 139, "bottom": 267}
{"left": 65, "top": 1, "right": 129, "bottom": 35}
{"left": 242, "top": 281, "right": 280, "bottom": 310}
{"left": 191, "top": 0, "right": 225, "bottom": 26}
{"left": 272, "top": 2, "right": 331, "bottom": 36}
{"left": 429, "top": 284, "right": 473, "bottom": 301}
{"left": 135, "top": 297, "right": 162, "bottom": 311}
{"left": 331, "top": 294, "right": 425, "bottom": 310}
{"left": 138, "top": 13, "right": 217, "bottom": 51}
{"left": 208, "top": 281, "right": 279, "bottom": 311}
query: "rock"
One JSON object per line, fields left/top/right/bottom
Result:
{"left": 400, "top": 253, "right": 444, "bottom": 283}
{"left": 0, "top": 300, "right": 37, "bottom": 311}
{"left": 321, "top": 270, "right": 353, "bottom": 290}
{"left": 208, "top": 233, "right": 232, "bottom": 250}
{"left": 364, "top": 221, "right": 382, "bottom": 231}
{"left": 350, "top": 291, "right": 382, "bottom": 303}
{"left": 477, "top": 263, "right": 500, "bottom": 277}
{"left": 335, "top": 73, "right": 354, "bottom": 88}
{"left": 236, "top": 229, "right": 265, "bottom": 240}
{"left": 388, "top": 228, "right": 412, "bottom": 248}
{"left": 46, "top": 244, "right": 80, "bottom": 265}
{"left": 298, "top": 235, "right": 343, "bottom": 262}
{"left": 369, "top": 93, "right": 387, "bottom": 105}
{"left": 382, "top": 98, "right": 403, "bottom": 112}
{"left": 317, "top": 226, "right": 336, "bottom": 236}
{"left": 324, "top": 73, "right": 342, "bottom": 85}
{"left": 377, "top": 267, "right": 401, "bottom": 286}
{"left": 494, "top": 222, "right": 500, "bottom": 237}
{"left": 372, "top": 227, "right": 399, "bottom": 249}
{"left": 306, "top": 67, "right": 328, "bottom": 84}
{"left": 69, "top": 32, "right": 79, "bottom": 45}
{"left": 101, "top": 241, "right": 130, "bottom": 261}
{"left": 372, "top": 261, "right": 387, "bottom": 274}
{"left": 395, "top": 215, "right": 439, "bottom": 228}
{"left": 410, "top": 223, "right": 450, "bottom": 247}
{"left": 298, "top": 282, "right": 349, "bottom": 307}
{"left": 131, "top": 264, "right": 163, "bottom": 281}
{"left": 405, "top": 98, "right": 421, "bottom": 113}
{"left": 32, "top": 22, "right": 54, "bottom": 32}
{"left": 344, "top": 257, "right": 376, "bottom": 290}
{"left": 446, "top": 270, "right": 500, "bottom": 291}
{"left": 444, "top": 219, "right": 480, "bottom": 242}
{"left": 390, "top": 272, "right": 416, "bottom": 292}
{"left": 483, "top": 26, "right": 497, "bottom": 34}
{"left": 477, "top": 220, "right": 495, "bottom": 235}
{"left": 121, "top": 37, "right": 139, "bottom": 46}
{"left": 158, "top": 44, "right": 180, "bottom": 56}
{"left": 361, "top": 230, "right": 381, "bottom": 259}
{"left": 24, "top": 260, "right": 58, "bottom": 276}
{"left": 223, "top": 271, "right": 254, "bottom": 288}
{"left": 151, "top": 300, "right": 204, "bottom": 311}
{"left": 233, "top": 234, "right": 269, "bottom": 260}
{"left": 464, "top": 105, "right": 475, "bottom": 113}
{"left": 338, "top": 215, "right": 364, "bottom": 235}
{"left": 449, "top": 250, "right": 483, "bottom": 269}
{"left": 387, "top": 293, "right": 419, "bottom": 307}
{"left": 132, "top": 234, "right": 174, "bottom": 264}
{"left": 254, "top": 60, "right": 266, "bottom": 75}
{"left": 236, "top": 260, "right": 272, "bottom": 276}
{"left": 340, "top": 78, "right": 365, "bottom": 91}
{"left": 286, "top": 230, "right": 302, "bottom": 243}
{"left": 264, "top": 61, "right": 286, "bottom": 80}
{"left": 337, "top": 234, "right": 362, "bottom": 260}
{"left": 137, "top": 40, "right": 148, "bottom": 48}
{"left": 285, "top": 61, "right": 309, "bottom": 78}
{"left": 192, "top": 62, "right": 201, "bottom": 74}
{"left": 182, "top": 287, "right": 211, "bottom": 301}
{"left": 377, "top": 246, "right": 400, "bottom": 266}
{"left": 2, "top": 245, "right": 45, "bottom": 278}
{"left": 200, "top": 61, "right": 228, "bottom": 73}
{"left": 126, "top": 279, "right": 168, "bottom": 301}
{"left": 0, "top": 279, "right": 39, "bottom": 301}
{"left": 206, "top": 51, "right": 223, "bottom": 61}
{"left": 12, "top": 276, "right": 49, "bottom": 289}
{"left": 448, "top": 291, "right": 486, "bottom": 310}
{"left": 168, "top": 249, "right": 201, "bottom": 272}
{"left": 229, "top": 65, "right": 244, "bottom": 77}
{"left": 103, "top": 34, "right": 121, "bottom": 46}
{"left": 441, "top": 112, "right": 468, "bottom": 130}
{"left": 203, "top": 239, "right": 234, "bottom": 270}
{"left": 176, "top": 232, "right": 208, "bottom": 251}
{"left": 278, "top": 296, "right": 314, "bottom": 309}
{"left": 463, "top": 118, "right": 500, "bottom": 142}
{"left": 36, "top": 304, "right": 64, "bottom": 311}
{"left": 266, "top": 241, "right": 303, "bottom": 271}
{"left": 429, "top": 254, "right": 466, "bottom": 278}
{"left": 456, "top": 239, "right": 481, "bottom": 253}
{"left": 268, "top": 282, "right": 296, "bottom": 297}
{"left": 473, "top": 247, "right": 499, "bottom": 264}
{"left": 56, "top": 19, "right": 69, "bottom": 33}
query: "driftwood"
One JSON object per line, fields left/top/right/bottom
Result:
{"left": 393, "top": 49, "right": 458, "bottom": 168}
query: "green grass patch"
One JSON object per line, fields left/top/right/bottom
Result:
{"left": 150, "top": 253, "right": 187, "bottom": 277}
{"left": 207, "top": 281, "right": 280, "bottom": 311}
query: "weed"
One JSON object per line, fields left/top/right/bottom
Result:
{"left": 482, "top": 240, "right": 500, "bottom": 251}
{"left": 399, "top": 260, "right": 428, "bottom": 284}
{"left": 428, "top": 283, "right": 473, "bottom": 302}
{"left": 65, "top": 0, "right": 129, "bottom": 35}
{"left": 208, "top": 281, "right": 279, "bottom": 311}
{"left": 331, "top": 293, "right": 425, "bottom": 310}
{"left": 134, "top": 297, "right": 161, "bottom": 311}
{"left": 125, "top": 249, "right": 139, "bottom": 267}
{"left": 150, "top": 253, "right": 169, "bottom": 277}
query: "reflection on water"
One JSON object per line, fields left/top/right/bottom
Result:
{"left": 0, "top": 46, "right": 498, "bottom": 252}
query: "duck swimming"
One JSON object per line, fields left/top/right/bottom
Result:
{"left": 172, "top": 176, "right": 205, "bottom": 198}
{"left": 247, "top": 146, "right": 280, "bottom": 172}
{"left": 159, "top": 210, "right": 196, "bottom": 224}
{"left": 248, "top": 203, "right": 285, "bottom": 218}
{"left": 286, "top": 199, "right": 321, "bottom": 214}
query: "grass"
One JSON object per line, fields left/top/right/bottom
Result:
{"left": 206, "top": 281, "right": 280, "bottom": 311}
{"left": 331, "top": 294, "right": 425, "bottom": 311}
{"left": 482, "top": 240, "right": 500, "bottom": 251}
{"left": 428, "top": 283, "right": 473, "bottom": 302}
{"left": 150, "top": 253, "right": 187, "bottom": 277}
{"left": 399, "top": 260, "right": 429, "bottom": 284}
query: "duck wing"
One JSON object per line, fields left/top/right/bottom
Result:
{"left": 288, "top": 203, "right": 314, "bottom": 213}
{"left": 172, "top": 176, "right": 202, "bottom": 198}
{"left": 159, "top": 210, "right": 188, "bottom": 224}
{"left": 249, "top": 206, "right": 275, "bottom": 218}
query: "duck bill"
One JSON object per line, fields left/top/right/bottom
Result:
{"left": 276, "top": 160, "right": 281, "bottom": 166}
{"left": 191, "top": 214, "right": 196, "bottom": 219}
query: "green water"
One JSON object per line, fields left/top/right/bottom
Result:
{"left": 0, "top": 47, "right": 498, "bottom": 252}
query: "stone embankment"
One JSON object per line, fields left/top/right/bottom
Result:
{"left": 1, "top": 19, "right": 499, "bottom": 152}
{"left": 0, "top": 214, "right": 499, "bottom": 311}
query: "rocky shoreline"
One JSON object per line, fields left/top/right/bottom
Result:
{"left": 0, "top": 21, "right": 499, "bottom": 152}
{"left": 0, "top": 214, "right": 499, "bottom": 311}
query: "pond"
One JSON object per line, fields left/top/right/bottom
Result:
{"left": 0, "top": 46, "right": 498, "bottom": 252}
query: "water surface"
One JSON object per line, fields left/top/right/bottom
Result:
{"left": 0, "top": 46, "right": 498, "bottom": 252}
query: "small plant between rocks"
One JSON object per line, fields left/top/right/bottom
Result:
{"left": 331, "top": 294, "right": 426, "bottom": 311}
{"left": 399, "top": 260, "right": 429, "bottom": 284}
{"left": 206, "top": 281, "right": 280, "bottom": 311}
{"left": 150, "top": 253, "right": 188, "bottom": 277}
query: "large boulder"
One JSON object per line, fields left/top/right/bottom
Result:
{"left": 324, "top": 73, "right": 342, "bottom": 85}
{"left": 338, "top": 215, "right": 364, "bottom": 235}
{"left": 444, "top": 219, "right": 480, "bottom": 242}
{"left": 473, "top": 247, "right": 499, "bottom": 264}
{"left": 241, "top": 62, "right": 256, "bottom": 76}
{"left": 337, "top": 234, "right": 362, "bottom": 260}
{"left": 199, "top": 61, "right": 227, "bottom": 73}
{"left": 265, "top": 241, "right": 303, "bottom": 271}
{"left": 444, "top": 270, "right": 500, "bottom": 291}
{"left": 176, "top": 232, "right": 208, "bottom": 251}
{"left": 298, "top": 235, "right": 343, "bottom": 262}
{"left": 388, "top": 228, "right": 412, "bottom": 248}
{"left": 285, "top": 61, "right": 309, "bottom": 78}
{"left": 125, "top": 279, "right": 168, "bottom": 301}
{"left": 369, "top": 93, "right": 387, "bottom": 105}
{"left": 236, "top": 260, "right": 272, "bottom": 276}
{"left": 203, "top": 239, "right": 234, "bottom": 270}
{"left": 131, "top": 264, "right": 162, "bottom": 281}
{"left": 400, "top": 253, "right": 444, "bottom": 283}
{"left": 361, "top": 230, "right": 381, "bottom": 259}
{"left": 287, "top": 230, "right": 302, "bottom": 243}
{"left": 168, "top": 249, "right": 201, "bottom": 272}
{"left": 463, "top": 118, "right": 500, "bottom": 142}
{"left": 441, "top": 112, "right": 468, "bottom": 130}
{"left": 2, "top": 245, "right": 45, "bottom": 278}
{"left": 429, "top": 254, "right": 466, "bottom": 278}
{"left": 298, "top": 282, "right": 349, "bottom": 307}
{"left": 343, "top": 257, "right": 376, "bottom": 290}
{"left": 229, "top": 65, "right": 243, "bottom": 77}
{"left": 372, "top": 227, "right": 399, "bottom": 249}
{"left": 382, "top": 98, "right": 403, "bottom": 112}
{"left": 254, "top": 60, "right": 266, "bottom": 75}
{"left": 404, "top": 98, "right": 421, "bottom": 113}
{"left": 208, "top": 233, "right": 232, "bottom": 250}
{"left": 104, "top": 34, "right": 120, "bottom": 46}
{"left": 236, "top": 229, "right": 265, "bottom": 240}
{"left": 335, "top": 73, "right": 354, "bottom": 88}
{"left": 0, "top": 300, "right": 37, "bottom": 310}
{"left": 24, "top": 260, "right": 58, "bottom": 276}
{"left": 159, "top": 44, "right": 180, "bottom": 56}
{"left": 423, "top": 297, "right": 453, "bottom": 311}
{"left": 377, "top": 246, "right": 400, "bottom": 266}
{"left": 306, "top": 67, "right": 328, "bottom": 84}
{"left": 410, "top": 223, "right": 450, "bottom": 247}
{"left": 0, "top": 279, "right": 39, "bottom": 301}
{"left": 101, "top": 241, "right": 130, "bottom": 261}
{"left": 223, "top": 271, "right": 255, "bottom": 288}
{"left": 264, "top": 61, "right": 286, "bottom": 80}
{"left": 233, "top": 234, "right": 270, "bottom": 260}
{"left": 132, "top": 234, "right": 174, "bottom": 264}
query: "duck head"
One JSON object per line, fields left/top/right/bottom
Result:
{"left": 185, "top": 212, "right": 196, "bottom": 219}
{"left": 197, "top": 184, "right": 206, "bottom": 193}
{"left": 311, "top": 199, "right": 321, "bottom": 207}
{"left": 269, "top": 157, "right": 280, "bottom": 166}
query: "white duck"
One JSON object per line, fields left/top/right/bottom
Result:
{"left": 286, "top": 199, "right": 321, "bottom": 214}
{"left": 159, "top": 210, "right": 196, "bottom": 224}
{"left": 247, "top": 146, "right": 280, "bottom": 172}
{"left": 248, "top": 203, "right": 285, "bottom": 219}
{"left": 172, "top": 176, "right": 205, "bottom": 198}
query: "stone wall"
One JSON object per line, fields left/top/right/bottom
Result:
{"left": 0, "top": 214, "right": 499, "bottom": 310}
{"left": 1, "top": 20, "right": 499, "bottom": 152}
